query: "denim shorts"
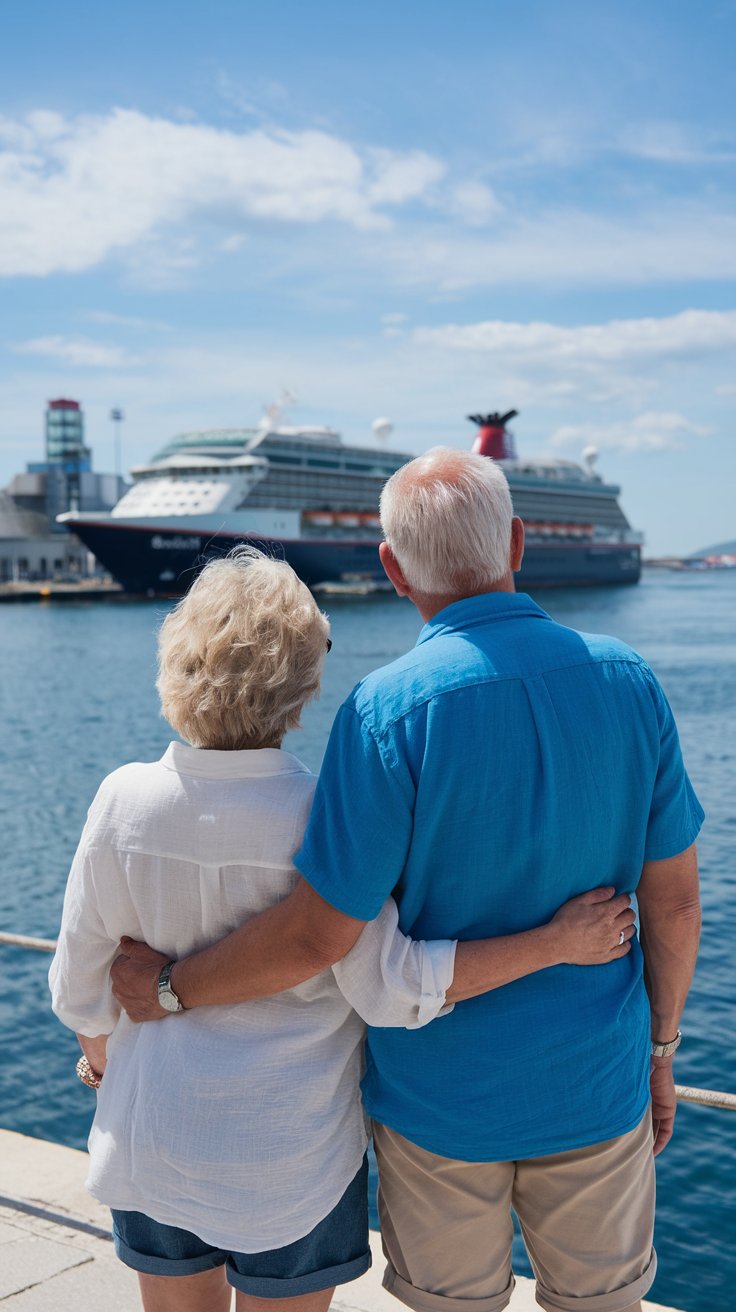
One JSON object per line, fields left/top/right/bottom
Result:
{"left": 111, "top": 1155, "right": 370, "bottom": 1296}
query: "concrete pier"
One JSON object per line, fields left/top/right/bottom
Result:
{"left": 0, "top": 1129, "right": 681, "bottom": 1310}
{"left": 0, "top": 581, "right": 125, "bottom": 603}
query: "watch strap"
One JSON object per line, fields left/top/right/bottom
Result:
{"left": 651, "top": 1029, "right": 682, "bottom": 1058}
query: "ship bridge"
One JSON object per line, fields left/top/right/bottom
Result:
{"left": 151, "top": 428, "right": 262, "bottom": 461}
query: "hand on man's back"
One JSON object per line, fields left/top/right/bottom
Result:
{"left": 111, "top": 938, "right": 169, "bottom": 1022}
{"left": 549, "top": 888, "right": 636, "bottom": 964}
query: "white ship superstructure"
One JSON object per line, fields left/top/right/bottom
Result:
{"left": 60, "top": 409, "right": 642, "bottom": 594}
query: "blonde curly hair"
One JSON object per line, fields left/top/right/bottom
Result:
{"left": 157, "top": 548, "right": 330, "bottom": 750}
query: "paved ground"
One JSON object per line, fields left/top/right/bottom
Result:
{"left": 0, "top": 1130, "right": 680, "bottom": 1310}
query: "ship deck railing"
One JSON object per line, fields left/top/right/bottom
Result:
{"left": 2, "top": 930, "right": 735, "bottom": 1113}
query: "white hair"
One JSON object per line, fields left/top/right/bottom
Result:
{"left": 157, "top": 547, "right": 329, "bottom": 750}
{"left": 380, "top": 447, "right": 514, "bottom": 595}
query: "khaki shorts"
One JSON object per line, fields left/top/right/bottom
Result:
{"left": 372, "top": 1112, "right": 656, "bottom": 1312}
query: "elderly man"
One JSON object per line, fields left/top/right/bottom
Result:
{"left": 113, "top": 448, "right": 702, "bottom": 1312}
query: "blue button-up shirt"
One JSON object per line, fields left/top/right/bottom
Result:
{"left": 296, "top": 592, "right": 703, "bottom": 1160}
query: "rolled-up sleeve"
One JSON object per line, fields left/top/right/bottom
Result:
{"left": 296, "top": 703, "right": 415, "bottom": 920}
{"left": 49, "top": 797, "right": 122, "bottom": 1036}
{"left": 643, "top": 671, "right": 705, "bottom": 862}
{"left": 333, "top": 897, "right": 456, "bottom": 1028}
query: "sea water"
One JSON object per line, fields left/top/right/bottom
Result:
{"left": 0, "top": 569, "right": 734, "bottom": 1312}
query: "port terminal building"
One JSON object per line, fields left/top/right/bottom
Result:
{"left": 0, "top": 399, "right": 126, "bottom": 582}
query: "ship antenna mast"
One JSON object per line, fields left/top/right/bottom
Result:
{"left": 259, "top": 388, "right": 299, "bottom": 432}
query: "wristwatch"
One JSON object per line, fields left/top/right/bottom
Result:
{"left": 651, "top": 1029, "right": 682, "bottom": 1058}
{"left": 157, "top": 961, "right": 185, "bottom": 1013}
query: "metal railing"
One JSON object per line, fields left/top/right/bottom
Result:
{"left": 0, "top": 931, "right": 56, "bottom": 953}
{"left": 3, "top": 930, "right": 735, "bottom": 1112}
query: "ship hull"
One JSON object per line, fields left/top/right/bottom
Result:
{"left": 68, "top": 520, "right": 641, "bottom": 595}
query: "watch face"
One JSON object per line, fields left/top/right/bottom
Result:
{"left": 157, "top": 964, "right": 181, "bottom": 1012}
{"left": 158, "top": 987, "right": 181, "bottom": 1013}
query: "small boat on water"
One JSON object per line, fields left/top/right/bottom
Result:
{"left": 60, "top": 405, "right": 642, "bottom": 595}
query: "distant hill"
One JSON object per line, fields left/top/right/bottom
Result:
{"left": 691, "top": 539, "right": 736, "bottom": 558}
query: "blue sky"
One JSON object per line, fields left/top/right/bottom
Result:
{"left": 1, "top": 0, "right": 735, "bottom": 554}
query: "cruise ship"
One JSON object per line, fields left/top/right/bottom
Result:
{"left": 59, "top": 406, "right": 642, "bottom": 594}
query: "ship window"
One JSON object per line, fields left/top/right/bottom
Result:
{"left": 305, "top": 457, "right": 341, "bottom": 469}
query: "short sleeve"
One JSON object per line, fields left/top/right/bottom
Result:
{"left": 643, "top": 672, "right": 704, "bottom": 861}
{"left": 295, "top": 702, "right": 415, "bottom": 920}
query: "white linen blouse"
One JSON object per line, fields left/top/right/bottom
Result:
{"left": 49, "top": 741, "right": 455, "bottom": 1252}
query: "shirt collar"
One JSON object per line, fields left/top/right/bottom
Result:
{"left": 162, "top": 740, "right": 312, "bottom": 780}
{"left": 416, "top": 591, "right": 550, "bottom": 646}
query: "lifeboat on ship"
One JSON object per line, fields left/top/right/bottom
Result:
{"left": 303, "top": 511, "right": 335, "bottom": 527}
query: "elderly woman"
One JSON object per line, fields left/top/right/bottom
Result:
{"left": 49, "top": 549, "right": 632, "bottom": 1312}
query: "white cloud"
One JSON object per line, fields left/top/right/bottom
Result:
{"left": 413, "top": 310, "right": 736, "bottom": 367}
{"left": 366, "top": 148, "right": 445, "bottom": 205}
{"left": 3, "top": 105, "right": 736, "bottom": 297}
{"left": 550, "top": 411, "right": 710, "bottom": 454}
{"left": 383, "top": 210, "right": 736, "bottom": 290}
{"left": 16, "top": 336, "right": 135, "bottom": 368}
{"left": 473, "top": 111, "right": 736, "bottom": 174}
{"left": 447, "top": 181, "right": 503, "bottom": 226}
{"left": 381, "top": 311, "right": 409, "bottom": 338}
{"left": 407, "top": 310, "right": 736, "bottom": 412}
{"left": 86, "top": 310, "right": 171, "bottom": 332}
{"left": 0, "top": 108, "right": 445, "bottom": 277}
{"left": 220, "top": 233, "right": 248, "bottom": 253}
{"left": 215, "top": 71, "right": 272, "bottom": 123}
{"left": 616, "top": 121, "right": 736, "bottom": 165}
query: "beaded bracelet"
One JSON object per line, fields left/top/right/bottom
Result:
{"left": 76, "top": 1055, "right": 102, "bottom": 1089}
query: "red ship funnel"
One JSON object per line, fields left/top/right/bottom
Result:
{"left": 468, "top": 410, "right": 518, "bottom": 460}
